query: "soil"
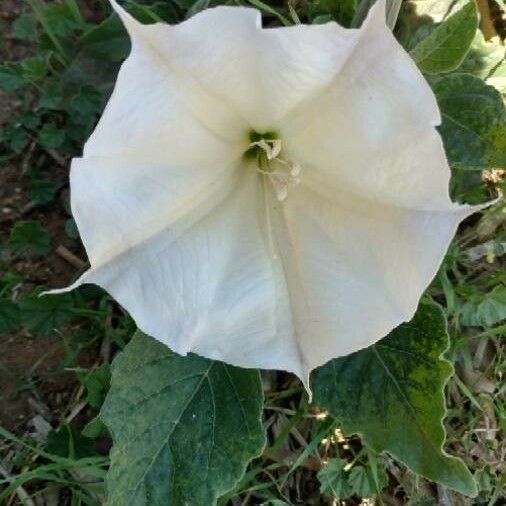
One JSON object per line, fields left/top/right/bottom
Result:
{"left": 0, "top": 0, "right": 98, "bottom": 435}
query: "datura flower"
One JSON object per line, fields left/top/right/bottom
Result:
{"left": 53, "top": 0, "right": 480, "bottom": 386}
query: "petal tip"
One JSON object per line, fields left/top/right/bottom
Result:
{"left": 109, "top": 0, "right": 142, "bottom": 34}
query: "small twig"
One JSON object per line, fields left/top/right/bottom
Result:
{"left": 240, "top": 491, "right": 253, "bottom": 506}
{"left": 21, "top": 141, "right": 37, "bottom": 175}
{"left": 20, "top": 201, "right": 39, "bottom": 217}
{"left": 55, "top": 245, "right": 86, "bottom": 269}
{"left": 477, "top": 0, "right": 498, "bottom": 39}
{"left": 65, "top": 400, "right": 88, "bottom": 424}
{"left": 44, "top": 147, "right": 67, "bottom": 168}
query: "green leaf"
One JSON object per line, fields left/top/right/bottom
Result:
{"left": 80, "top": 15, "right": 130, "bottom": 62}
{"left": 46, "top": 424, "right": 96, "bottom": 459}
{"left": 348, "top": 464, "right": 388, "bottom": 497}
{"left": 82, "top": 416, "right": 109, "bottom": 439}
{"left": 13, "top": 14, "right": 38, "bottom": 41}
{"left": 21, "top": 56, "right": 48, "bottom": 82}
{"left": 39, "top": 122, "right": 65, "bottom": 149}
{"left": 43, "top": 2, "right": 82, "bottom": 38}
{"left": 100, "top": 331, "right": 266, "bottom": 506}
{"left": 8, "top": 220, "right": 51, "bottom": 257}
{"left": 461, "top": 285, "right": 506, "bottom": 327}
{"left": 306, "top": 0, "right": 357, "bottom": 26}
{"left": 432, "top": 73, "right": 506, "bottom": 171}
{"left": 27, "top": 178, "right": 60, "bottom": 204}
{"left": 312, "top": 302, "right": 477, "bottom": 497}
{"left": 0, "top": 63, "right": 24, "bottom": 91}
{"left": 19, "top": 293, "right": 74, "bottom": 336}
{"left": 0, "top": 299, "right": 20, "bottom": 333}
{"left": 410, "top": 1, "right": 477, "bottom": 74}
{"left": 317, "top": 458, "right": 353, "bottom": 499}
{"left": 64, "top": 218, "right": 79, "bottom": 239}
{"left": 80, "top": 364, "right": 111, "bottom": 409}
{"left": 1, "top": 124, "right": 29, "bottom": 153}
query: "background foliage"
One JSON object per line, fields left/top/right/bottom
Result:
{"left": 0, "top": 0, "right": 504, "bottom": 504}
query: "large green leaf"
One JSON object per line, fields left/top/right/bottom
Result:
{"left": 431, "top": 73, "right": 506, "bottom": 171}
{"left": 409, "top": 1, "right": 477, "bottom": 74}
{"left": 100, "top": 331, "right": 266, "bottom": 506}
{"left": 312, "top": 302, "right": 477, "bottom": 497}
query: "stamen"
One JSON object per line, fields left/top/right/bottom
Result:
{"left": 247, "top": 137, "right": 302, "bottom": 202}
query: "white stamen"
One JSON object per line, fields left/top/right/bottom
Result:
{"left": 251, "top": 139, "right": 282, "bottom": 160}
{"left": 250, "top": 137, "right": 302, "bottom": 202}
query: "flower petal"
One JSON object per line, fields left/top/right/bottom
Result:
{"left": 109, "top": 1, "right": 363, "bottom": 133}
{"left": 282, "top": 0, "right": 453, "bottom": 211}
{"left": 86, "top": 1, "right": 248, "bottom": 159}
{"left": 62, "top": 167, "right": 306, "bottom": 378}
{"left": 267, "top": 183, "right": 474, "bottom": 374}
{"left": 67, "top": 156, "right": 240, "bottom": 268}
{"left": 70, "top": 1, "right": 251, "bottom": 269}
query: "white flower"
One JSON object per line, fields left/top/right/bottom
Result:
{"left": 53, "top": 0, "right": 479, "bottom": 386}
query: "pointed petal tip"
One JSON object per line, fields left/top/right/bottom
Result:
{"left": 456, "top": 194, "right": 501, "bottom": 218}
{"left": 43, "top": 270, "right": 92, "bottom": 297}
{"left": 109, "top": 0, "right": 141, "bottom": 33}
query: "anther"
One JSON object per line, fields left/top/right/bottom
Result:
{"left": 246, "top": 137, "right": 302, "bottom": 202}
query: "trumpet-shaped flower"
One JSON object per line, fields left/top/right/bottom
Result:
{"left": 54, "top": 0, "right": 479, "bottom": 385}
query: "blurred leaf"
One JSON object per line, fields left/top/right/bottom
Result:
{"left": 8, "top": 220, "right": 51, "bottom": 257}
{"left": 80, "top": 15, "right": 130, "bottom": 62}
{"left": 67, "top": 85, "right": 103, "bottom": 121}
{"left": 65, "top": 217, "right": 79, "bottom": 239}
{"left": 13, "top": 14, "right": 38, "bottom": 41}
{"left": 0, "top": 63, "right": 24, "bottom": 91}
{"left": 21, "top": 56, "right": 48, "bottom": 82}
{"left": 100, "top": 331, "right": 266, "bottom": 506}
{"left": 461, "top": 285, "right": 506, "bottom": 327}
{"left": 82, "top": 416, "right": 109, "bottom": 439}
{"left": 348, "top": 464, "right": 388, "bottom": 497}
{"left": 39, "top": 122, "right": 65, "bottom": 148}
{"left": 46, "top": 424, "right": 96, "bottom": 459}
{"left": 410, "top": 1, "right": 477, "bottom": 74}
{"left": 1, "top": 123, "right": 29, "bottom": 153}
{"left": 39, "top": 78, "right": 65, "bottom": 109}
{"left": 306, "top": 0, "right": 357, "bottom": 25}
{"left": 43, "top": 2, "right": 82, "bottom": 38}
{"left": 312, "top": 302, "right": 477, "bottom": 497}
{"left": 18, "top": 110, "right": 41, "bottom": 129}
{"left": 81, "top": 364, "right": 111, "bottom": 409}
{"left": 19, "top": 293, "right": 74, "bottom": 336}
{"left": 432, "top": 73, "right": 506, "bottom": 171}
{"left": 0, "top": 299, "right": 20, "bottom": 333}
{"left": 317, "top": 458, "right": 354, "bottom": 499}
{"left": 27, "top": 177, "right": 60, "bottom": 204}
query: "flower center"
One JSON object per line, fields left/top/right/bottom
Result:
{"left": 244, "top": 130, "right": 301, "bottom": 202}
